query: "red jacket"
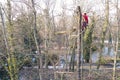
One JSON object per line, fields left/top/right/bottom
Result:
{"left": 83, "top": 15, "right": 88, "bottom": 23}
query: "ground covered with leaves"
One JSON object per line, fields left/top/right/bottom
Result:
{"left": 19, "top": 67, "right": 120, "bottom": 80}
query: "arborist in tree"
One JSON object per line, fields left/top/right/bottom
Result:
{"left": 82, "top": 13, "right": 88, "bottom": 30}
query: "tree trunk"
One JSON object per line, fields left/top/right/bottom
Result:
{"left": 83, "top": 14, "right": 95, "bottom": 63}
{"left": 97, "top": 0, "right": 109, "bottom": 69}
{"left": 2, "top": 0, "right": 19, "bottom": 79}
{"left": 31, "top": 0, "right": 42, "bottom": 80}
{"left": 69, "top": 41, "right": 76, "bottom": 72}
{"left": 113, "top": 0, "right": 119, "bottom": 80}
{"left": 77, "top": 6, "right": 82, "bottom": 80}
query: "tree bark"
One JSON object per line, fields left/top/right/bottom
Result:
{"left": 31, "top": 0, "right": 42, "bottom": 80}
{"left": 97, "top": 0, "right": 109, "bottom": 69}
{"left": 113, "top": 0, "right": 119, "bottom": 80}
{"left": 2, "top": 0, "right": 19, "bottom": 79}
{"left": 77, "top": 6, "right": 82, "bottom": 80}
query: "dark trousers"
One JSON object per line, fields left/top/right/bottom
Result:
{"left": 82, "top": 21, "right": 87, "bottom": 30}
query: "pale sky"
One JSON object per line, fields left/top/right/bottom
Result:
{"left": 0, "top": 0, "right": 119, "bottom": 17}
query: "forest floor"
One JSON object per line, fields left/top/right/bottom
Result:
{"left": 19, "top": 63, "right": 120, "bottom": 80}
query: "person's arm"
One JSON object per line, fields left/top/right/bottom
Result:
{"left": 86, "top": 16, "right": 88, "bottom": 23}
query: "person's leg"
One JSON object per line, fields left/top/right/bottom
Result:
{"left": 82, "top": 22, "right": 84, "bottom": 31}
{"left": 83, "top": 22, "right": 86, "bottom": 29}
